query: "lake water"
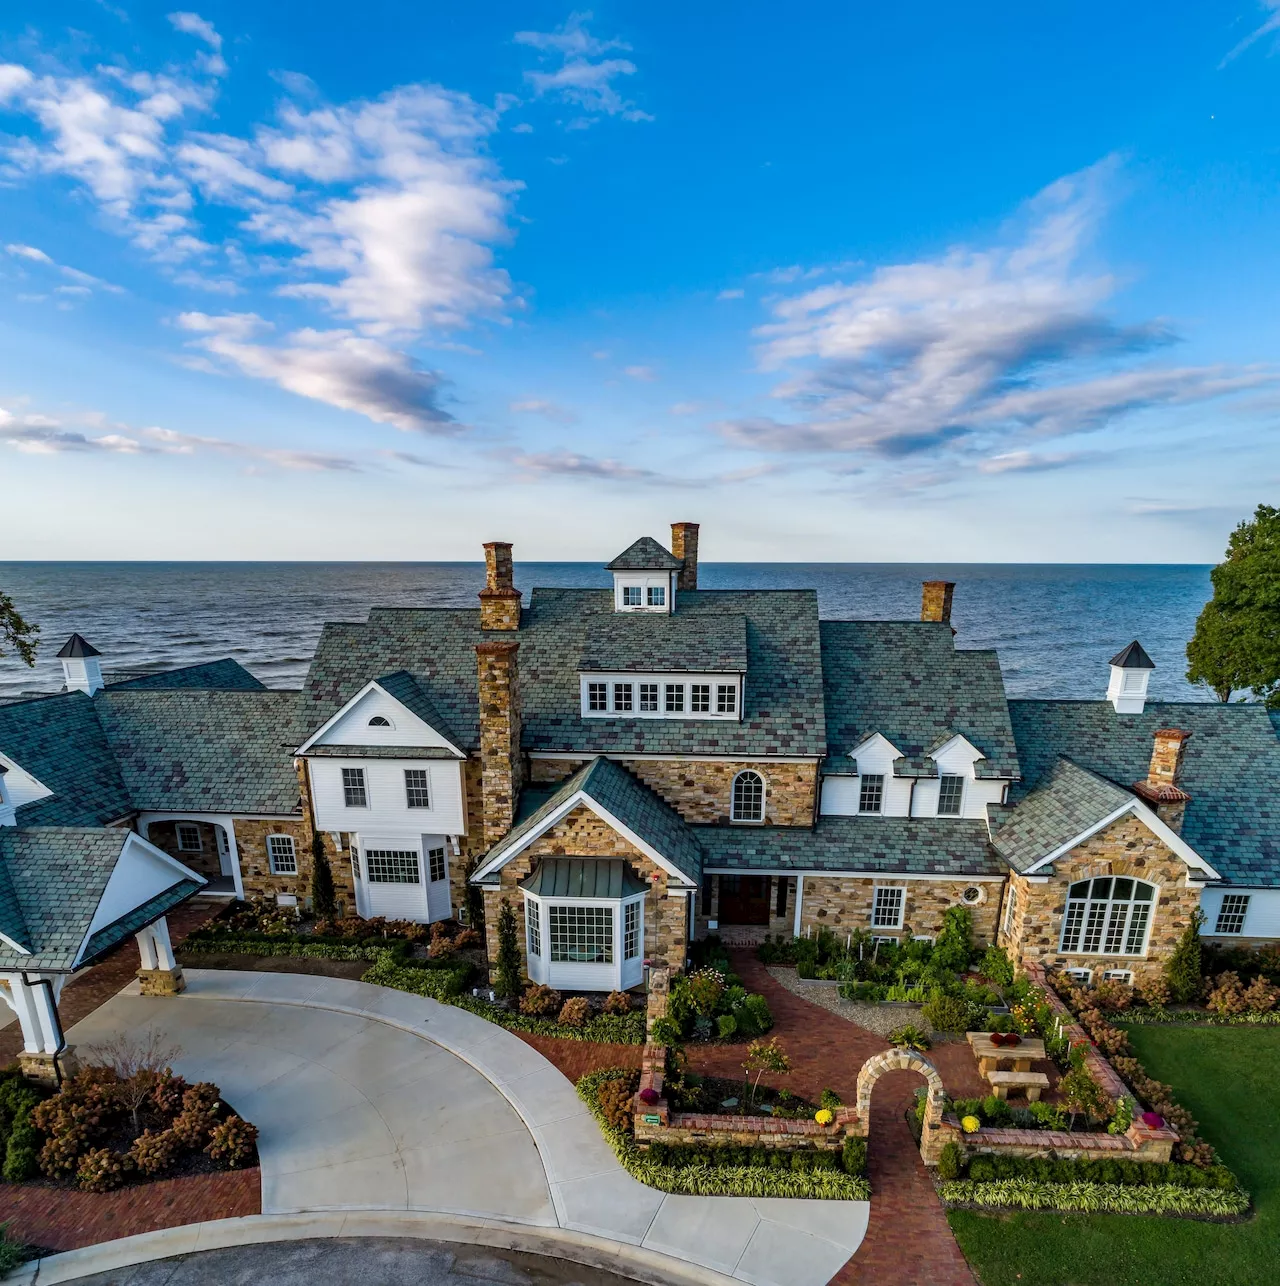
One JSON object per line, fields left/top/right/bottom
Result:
{"left": 0, "top": 562, "right": 1215, "bottom": 703}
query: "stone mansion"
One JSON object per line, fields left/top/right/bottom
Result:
{"left": 3, "top": 522, "right": 1279, "bottom": 1031}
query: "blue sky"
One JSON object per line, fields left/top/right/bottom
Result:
{"left": 1, "top": 2, "right": 1279, "bottom": 561}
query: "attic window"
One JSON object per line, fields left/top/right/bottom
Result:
{"left": 368, "top": 715, "right": 392, "bottom": 728}
{"left": 622, "top": 586, "right": 643, "bottom": 607}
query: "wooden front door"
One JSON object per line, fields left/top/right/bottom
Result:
{"left": 719, "top": 874, "right": 771, "bottom": 925}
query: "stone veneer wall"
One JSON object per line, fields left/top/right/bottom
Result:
{"left": 528, "top": 756, "right": 818, "bottom": 827}
{"left": 797, "top": 875, "right": 1000, "bottom": 945}
{"left": 144, "top": 819, "right": 223, "bottom": 880}
{"left": 233, "top": 816, "right": 314, "bottom": 902}
{"left": 999, "top": 815, "right": 1199, "bottom": 985}
{"left": 482, "top": 802, "right": 689, "bottom": 984}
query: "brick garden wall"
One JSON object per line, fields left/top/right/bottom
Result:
{"left": 797, "top": 875, "right": 1001, "bottom": 945}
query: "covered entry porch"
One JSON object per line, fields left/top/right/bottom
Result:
{"left": 697, "top": 872, "right": 800, "bottom": 945}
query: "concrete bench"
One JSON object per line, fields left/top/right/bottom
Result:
{"left": 986, "top": 1070, "right": 1050, "bottom": 1102}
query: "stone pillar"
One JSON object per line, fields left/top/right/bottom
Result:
{"left": 478, "top": 541, "right": 522, "bottom": 631}
{"left": 670, "top": 522, "right": 699, "bottom": 591}
{"left": 2, "top": 972, "right": 80, "bottom": 1085}
{"left": 646, "top": 964, "right": 670, "bottom": 1039}
{"left": 476, "top": 640, "right": 523, "bottom": 847}
{"left": 136, "top": 917, "right": 186, "bottom": 996}
{"left": 920, "top": 580, "right": 955, "bottom": 624}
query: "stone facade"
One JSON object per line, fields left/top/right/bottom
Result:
{"left": 999, "top": 815, "right": 1200, "bottom": 985}
{"left": 144, "top": 819, "right": 224, "bottom": 880}
{"left": 476, "top": 641, "right": 524, "bottom": 847}
{"left": 797, "top": 875, "right": 1001, "bottom": 945}
{"left": 232, "top": 816, "right": 315, "bottom": 903}
{"left": 478, "top": 542, "right": 522, "bottom": 631}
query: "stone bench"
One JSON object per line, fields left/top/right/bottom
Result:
{"left": 986, "top": 1070, "right": 1050, "bottom": 1102}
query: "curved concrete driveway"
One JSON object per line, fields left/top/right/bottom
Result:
{"left": 63, "top": 970, "right": 867, "bottom": 1286}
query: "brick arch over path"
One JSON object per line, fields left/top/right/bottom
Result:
{"left": 855, "top": 1048, "right": 950, "bottom": 1164}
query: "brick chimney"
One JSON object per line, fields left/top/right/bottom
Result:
{"left": 1133, "top": 728, "right": 1192, "bottom": 833}
{"left": 671, "top": 522, "right": 699, "bottom": 591}
{"left": 921, "top": 581, "right": 955, "bottom": 625}
{"left": 478, "top": 541, "right": 521, "bottom": 630}
{"left": 476, "top": 640, "right": 523, "bottom": 846}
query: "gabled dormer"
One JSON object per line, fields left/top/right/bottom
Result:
{"left": 296, "top": 672, "right": 465, "bottom": 758}
{"left": 605, "top": 537, "right": 683, "bottom": 613}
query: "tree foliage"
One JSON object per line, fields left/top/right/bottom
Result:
{"left": 0, "top": 590, "right": 38, "bottom": 668}
{"left": 1187, "top": 504, "right": 1280, "bottom": 703}
{"left": 310, "top": 833, "right": 336, "bottom": 918}
{"left": 1164, "top": 909, "right": 1204, "bottom": 1004}
{"left": 494, "top": 898, "right": 522, "bottom": 1000}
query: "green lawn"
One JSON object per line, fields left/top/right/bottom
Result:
{"left": 948, "top": 1025, "right": 1280, "bottom": 1286}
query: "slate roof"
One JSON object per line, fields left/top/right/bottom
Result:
{"left": 695, "top": 817, "right": 1004, "bottom": 877}
{"left": 605, "top": 537, "right": 684, "bottom": 571}
{"left": 0, "top": 828, "right": 199, "bottom": 971}
{"left": 1009, "top": 700, "right": 1280, "bottom": 886}
{"left": 304, "top": 744, "right": 458, "bottom": 759}
{"left": 579, "top": 613, "right": 748, "bottom": 673}
{"left": 987, "top": 757, "right": 1135, "bottom": 873}
{"left": 520, "top": 857, "right": 648, "bottom": 898}
{"left": 93, "top": 689, "right": 305, "bottom": 815}
{"left": 820, "top": 622, "right": 1020, "bottom": 779}
{"left": 104, "top": 659, "right": 266, "bottom": 692}
{"left": 373, "top": 670, "right": 463, "bottom": 752}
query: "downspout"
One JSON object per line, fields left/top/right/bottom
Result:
{"left": 21, "top": 972, "right": 66, "bottom": 1089}
{"left": 907, "top": 777, "right": 918, "bottom": 818}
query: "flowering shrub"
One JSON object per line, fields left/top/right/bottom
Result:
{"left": 519, "top": 983, "right": 562, "bottom": 1017}
{"left": 558, "top": 996, "right": 591, "bottom": 1028}
{"left": 961, "top": 1115, "right": 981, "bottom": 1133}
{"left": 205, "top": 1116, "right": 259, "bottom": 1169}
{"left": 603, "top": 990, "right": 633, "bottom": 1016}
{"left": 638, "top": 1087, "right": 660, "bottom": 1106}
{"left": 687, "top": 968, "right": 726, "bottom": 1017}
{"left": 814, "top": 1109, "right": 834, "bottom": 1126}
{"left": 596, "top": 1072, "right": 640, "bottom": 1131}
{"left": 77, "top": 1146, "right": 128, "bottom": 1193}
{"left": 1135, "top": 976, "right": 1171, "bottom": 1008}
{"left": 130, "top": 1128, "right": 182, "bottom": 1176}
{"left": 1206, "top": 972, "right": 1249, "bottom": 1015}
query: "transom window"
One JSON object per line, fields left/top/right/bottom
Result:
{"left": 267, "top": 834, "right": 297, "bottom": 875}
{"left": 367, "top": 715, "right": 391, "bottom": 727}
{"left": 365, "top": 849, "right": 420, "bottom": 884}
{"left": 404, "top": 768, "right": 430, "bottom": 809}
{"left": 1060, "top": 877, "right": 1155, "bottom": 956}
{"left": 647, "top": 585, "right": 665, "bottom": 607}
{"left": 731, "top": 770, "right": 765, "bottom": 823}
{"left": 639, "top": 683, "right": 659, "bottom": 712}
{"left": 613, "top": 682, "right": 633, "bottom": 711}
{"left": 624, "top": 900, "right": 641, "bottom": 959}
{"left": 549, "top": 905, "right": 614, "bottom": 963}
{"left": 859, "top": 774, "right": 884, "bottom": 813}
{"left": 1003, "top": 883, "right": 1018, "bottom": 935}
{"left": 588, "top": 682, "right": 608, "bottom": 711}
{"left": 427, "top": 845, "right": 447, "bottom": 883}
{"left": 937, "top": 775, "right": 964, "bottom": 816}
{"left": 622, "top": 586, "right": 643, "bottom": 606}
{"left": 691, "top": 684, "right": 711, "bottom": 713}
{"left": 342, "top": 767, "right": 368, "bottom": 808}
{"left": 872, "top": 885, "right": 905, "bottom": 929}
{"left": 1215, "top": 894, "right": 1251, "bottom": 935}
{"left": 716, "top": 684, "right": 737, "bottom": 715}
{"left": 176, "top": 823, "right": 202, "bottom": 852}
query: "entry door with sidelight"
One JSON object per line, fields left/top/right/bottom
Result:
{"left": 718, "top": 874, "right": 771, "bottom": 925}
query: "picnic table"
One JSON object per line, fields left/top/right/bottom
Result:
{"left": 967, "top": 1031, "right": 1046, "bottom": 1079}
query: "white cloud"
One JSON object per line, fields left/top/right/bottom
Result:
{"left": 510, "top": 397, "right": 577, "bottom": 423}
{"left": 512, "top": 122, "right": 534, "bottom": 134}
{"left": 5, "top": 243, "right": 52, "bottom": 263}
{"left": 5, "top": 242, "right": 123, "bottom": 294}
{"left": 1219, "top": 1, "right": 1280, "bottom": 67}
{"left": 515, "top": 12, "right": 651, "bottom": 123}
{"left": 978, "top": 449, "right": 1105, "bottom": 474}
{"left": 509, "top": 448, "right": 657, "bottom": 480}
{"left": 624, "top": 364, "right": 656, "bottom": 381}
{"left": 167, "top": 11, "right": 227, "bottom": 76}
{"left": 669, "top": 401, "right": 707, "bottom": 415}
{"left": 0, "top": 64, "right": 33, "bottom": 102}
{"left": 717, "top": 288, "right": 745, "bottom": 300}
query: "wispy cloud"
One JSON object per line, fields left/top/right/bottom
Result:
{"left": 1219, "top": 1, "right": 1280, "bottom": 67}
{"left": 510, "top": 397, "right": 577, "bottom": 423}
{"left": 168, "top": 11, "right": 227, "bottom": 76}
{"left": 717, "top": 288, "right": 745, "bottom": 300}
{"left": 4, "top": 243, "right": 123, "bottom": 294}
{"left": 509, "top": 448, "right": 658, "bottom": 480}
{"left": 977, "top": 449, "right": 1108, "bottom": 474}
{"left": 623, "top": 364, "right": 656, "bottom": 382}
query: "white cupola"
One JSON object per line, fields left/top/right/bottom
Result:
{"left": 1107, "top": 640, "right": 1154, "bottom": 714}
{"left": 57, "top": 633, "right": 104, "bottom": 696}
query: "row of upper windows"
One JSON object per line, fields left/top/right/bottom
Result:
{"left": 580, "top": 674, "right": 742, "bottom": 720}
{"left": 852, "top": 773, "right": 965, "bottom": 815}
{"left": 341, "top": 766, "right": 431, "bottom": 810}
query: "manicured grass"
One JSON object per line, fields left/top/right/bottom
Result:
{"left": 948, "top": 1025, "right": 1280, "bottom": 1286}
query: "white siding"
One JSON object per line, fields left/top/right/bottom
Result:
{"left": 0, "top": 752, "right": 53, "bottom": 810}
{"left": 314, "top": 686, "right": 459, "bottom": 751}
{"left": 309, "top": 758, "right": 466, "bottom": 836}
{"left": 86, "top": 835, "right": 197, "bottom": 941}
{"left": 1201, "top": 887, "right": 1280, "bottom": 940}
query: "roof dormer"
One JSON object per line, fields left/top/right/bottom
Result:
{"left": 605, "top": 537, "right": 683, "bottom": 613}
{"left": 1107, "top": 640, "right": 1154, "bottom": 714}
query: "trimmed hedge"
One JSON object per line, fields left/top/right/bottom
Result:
{"left": 961, "top": 1151, "right": 1237, "bottom": 1190}
{"left": 183, "top": 931, "right": 418, "bottom": 964}
{"left": 577, "top": 1069, "right": 871, "bottom": 1200}
{"left": 1119, "top": 1008, "right": 1280, "bottom": 1027}
{"left": 938, "top": 1178, "right": 1250, "bottom": 1217}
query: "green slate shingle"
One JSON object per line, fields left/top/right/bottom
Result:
{"left": 579, "top": 613, "right": 748, "bottom": 674}
{"left": 520, "top": 857, "right": 648, "bottom": 898}
{"left": 605, "top": 537, "right": 684, "bottom": 571}
{"left": 104, "top": 659, "right": 266, "bottom": 691}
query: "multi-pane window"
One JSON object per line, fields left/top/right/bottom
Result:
{"left": 937, "top": 775, "right": 964, "bottom": 816}
{"left": 665, "top": 683, "right": 685, "bottom": 713}
{"left": 859, "top": 774, "right": 884, "bottom": 813}
{"left": 624, "top": 900, "right": 641, "bottom": 959}
{"left": 613, "top": 682, "right": 633, "bottom": 712}
{"left": 1003, "top": 883, "right": 1018, "bottom": 935}
{"left": 267, "top": 834, "right": 297, "bottom": 875}
{"left": 872, "top": 885, "right": 904, "bottom": 929}
{"left": 404, "top": 769, "right": 430, "bottom": 809}
{"left": 365, "top": 849, "right": 420, "bottom": 883}
{"left": 527, "top": 902, "right": 541, "bottom": 957}
{"left": 639, "top": 683, "right": 659, "bottom": 712}
{"left": 1215, "top": 894, "right": 1251, "bottom": 935}
{"left": 588, "top": 682, "right": 609, "bottom": 711}
{"left": 342, "top": 767, "right": 368, "bottom": 807}
{"left": 647, "top": 585, "right": 665, "bottom": 607}
{"left": 549, "top": 905, "right": 614, "bottom": 963}
{"left": 731, "top": 770, "right": 765, "bottom": 822}
{"left": 350, "top": 845, "right": 360, "bottom": 879}
{"left": 716, "top": 684, "right": 737, "bottom": 715}
{"left": 622, "top": 586, "right": 643, "bottom": 606}
{"left": 691, "top": 684, "right": 711, "bottom": 713}
{"left": 1060, "top": 877, "right": 1155, "bottom": 955}
{"left": 368, "top": 715, "right": 391, "bottom": 727}
{"left": 427, "top": 846, "right": 447, "bottom": 883}
{"left": 176, "top": 823, "right": 202, "bottom": 852}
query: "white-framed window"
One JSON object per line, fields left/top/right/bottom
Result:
{"left": 588, "top": 682, "right": 608, "bottom": 712}
{"left": 716, "top": 684, "right": 737, "bottom": 715}
{"left": 581, "top": 673, "right": 741, "bottom": 720}
{"left": 267, "top": 834, "right": 297, "bottom": 875}
{"left": 368, "top": 715, "right": 392, "bottom": 728}
{"left": 665, "top": 683, "right": 684, "bottom": 713}
{"left": 622, "top": 585, "right": 643, "bottom": 606}
{"left": 1059, "top": 877, "right": 1155, "bottom": 956}
{"left": 731, "top": 770, "right": 765, "bottom": 823}
{"left": 613, "top": 682, "right": 633, "bottom": 712}
{"left": 859, "top": 774, "right": 884, "bottom": 813}
{"left": 176, "top": 823, "right": 202, "bottom": 852}
{"left": 427, "top": 845, "right": 447, "bottom": 883}
{"left": 962, "top": 885, "right": 983, "bottom": 905}
{"left": 1065, "top": 967, "right": 1094, "bottom": 984}
{"left": 549, "top": 904, "right": 614, "bottom": 963}
{"left": 647, "top": 585, "right": 665, "bottom": 607}
{"left": 365, "top": 849, "right": 420, "bottom": 883}
{"left": 1215, "top": 894, "right": 1251, "bottom": 935}
{"left": 527, "top": 900, "right": 542, "bottom": 957}
{"left": 691, "top": 683, "right": 711, "bottom": 713}
{"left": 937, "top": 775, "right": 964, "bottom": 816}
{"left": 872, "top": 885, "right": 905, "bottom": 929}
{"left": 404, "top": 768, "right": 430, "bottom": 809}
{"left": 1003, "top": 883, "right": 1018, "bottom": 935}
{"left": 624, "top": 899, "right": 641, "bottom": 959}
{"left": 639, "top": 683, "right": 659, "bottom": 712}
{"left": 342, "top": 767, "right": 368, "bottom": 807}
{"left": 350, "top": 845, "right": 360, "bottom": 879}
{"left": 871, "top": 935, "right": 899, "bottom": 946}
{"left": 1102, "top": 969, "right": 1133, "bottom": 984}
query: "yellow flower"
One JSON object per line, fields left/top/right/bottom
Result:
{"left": 814, "top": 1108, "right": 834, "bottom": 1126}
{"left": 961, "top": 1115, "right": 981, "bottom": 1134}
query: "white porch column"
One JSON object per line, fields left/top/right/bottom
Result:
{"left": 1, "top": 972, "right": 78, "bottom": 1084}
{"left": 136, "top": 925, "right": 159, "bottom": 971}
{"left": 135, "top": 916, "right": 185, "bottom": 996}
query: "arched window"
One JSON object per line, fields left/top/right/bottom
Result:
{"left": 1060, "top": 877, "right": 1155, "bottom": 956}
{"left": 731, "top": 771, "right": 765, "bottom": 823}
{"left": 368, "top": 715, "right": 392, "bottom": 728}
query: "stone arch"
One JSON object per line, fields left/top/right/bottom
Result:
{"left": 855, "top": 1047, "right": 952, "bottom": 1166}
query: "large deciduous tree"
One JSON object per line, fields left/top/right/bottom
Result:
{"left": 1186, "top": 504, "right": 1280, "bottom": 704}
{"left": 0, "top": 590, "right": 38, "bottom": 667}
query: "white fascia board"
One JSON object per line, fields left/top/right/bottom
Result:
{"left": 471, "top": 790, "right": 698, "bottom": 890}
{"left": 295, "top": 680, "right": 466, "bottom": 758}
{"left": 0, "top": 931, "right": 29, "bottom": 956}
{"left": 702, "top": 868, "right": 1006, "bottom": 881}
{"left": 532, "top": 751, "right": 820, "bottom": 764}
{"left": 1021, "top": 799, "right": 1220, "bottom": 881}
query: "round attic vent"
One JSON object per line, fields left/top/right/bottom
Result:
{"left": 961, "top": 886, "right": 984, "bottom": 905}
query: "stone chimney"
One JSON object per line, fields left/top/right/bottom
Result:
{"left": 476, "top": 640, "right": 523, "bottom": 846}
{"left": 1133, "top": 728, "right": 1192, "bottom": 832}
{"left": 478, "top": 541, "right": 521, "bottom": 631}
{"left": 671, "top": 522, "right": 699, "bottom": 591}
{"left": 921, "top": 581, "right": 955, "bottom": 625}
{"left": 57, "top": 633, "right": 104, "bottom": 695}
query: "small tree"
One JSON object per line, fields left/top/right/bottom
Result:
{"left": 741, "top": 1036, "right": 791, "bottom": 1108}
{"left": 1164, "top": 909, "right": 1205, "bottom": 1003}
{"left": 310, "top": 832, "right": 336, "bottom": 918}
{"left": 88, "top": 1032, "right": 183, "bottom": 1135}
{"left": 494, "top": 898, "right": 522, "bottom": 1001}
{"left": 1059, "top": 1056, "right": 1112, "bottom": 1130}
{"left": 464, "top": 856, "right": 485, "bottom": 934}
{"left": 0, "top": 590, "right": 38, "bottom": 667}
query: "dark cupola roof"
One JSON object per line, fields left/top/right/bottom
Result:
{"left": 605, "top": 536, "right": 684, "bottom": 572}
{"left": 57, "top": 633, "right": 102, "bottom": 659}
{"left": 1109, "top": 640, "right": 1155, "bottom": 670}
